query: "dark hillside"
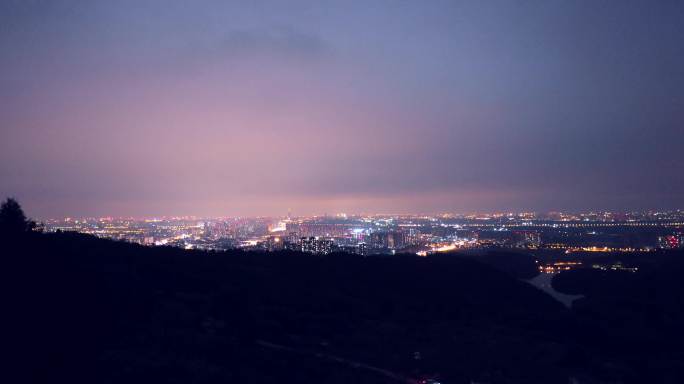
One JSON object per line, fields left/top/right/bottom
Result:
{"left": 452, "top": 250, "right": 540, "bottom": 279}
{"left": 552, "top": 251, "right": 684, "bottom": 383}
{"left": 3, "top": 231, "right": 669, "bottom": 383}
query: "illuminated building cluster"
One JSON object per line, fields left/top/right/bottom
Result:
{"left": 42, "top": 210, "right": 684, "bottom": 258}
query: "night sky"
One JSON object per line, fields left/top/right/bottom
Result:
{"left": 1, "top": 1, "right": 683, "bottom": 217}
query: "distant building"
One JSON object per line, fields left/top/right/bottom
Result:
{"left": 657, "top": 235, "right": 681, "bottom": 249}
{"left": 476, "top": 230, "right": 511, "bottom": 247}
{"left": 300, "top": 237, "right": 334, "bottom": 255}
{"left": 404, "top": 228, "right": 421, "bottom": 246}
{"left": 512, "top": 230, "right": 541, "bottom": 248}
{"left": 369, "top": 230, "right": 406, "bottom": 249}
{"left": 265, "top": 236, "right": 284, "bottom": 251}
{"left": 357, "top": 242, "right": 368, "bottom": 256}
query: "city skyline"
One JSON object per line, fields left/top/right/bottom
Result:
{"left": 2, "top": 1, "right": 683, "bottom": 217}
{"left": 39, "top": 207, "right": 684, "bottom": 256}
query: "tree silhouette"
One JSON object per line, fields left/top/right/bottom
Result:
{"left": 0, "top": 198, "right": 35, "bottom": 234}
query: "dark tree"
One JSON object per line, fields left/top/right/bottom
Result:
{"left": 0, "top": 198, "right": 35, "bottom": 234}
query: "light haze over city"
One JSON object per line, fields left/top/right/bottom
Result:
{"left": 1, "top": 1, "right": 683, "bottom": 217}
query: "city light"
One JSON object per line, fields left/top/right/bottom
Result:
{"left": 42, "top": 210, "right": 684, "bottom": 256}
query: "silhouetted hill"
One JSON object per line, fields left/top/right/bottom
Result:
{"left": 552, "top": 251, "right": 684, "bottom": 383}
{"left": 5, "top": 231, "right": 683, "bottom": 383}
{"left": 452, "top": 250, "right": 540, "bottom": 279}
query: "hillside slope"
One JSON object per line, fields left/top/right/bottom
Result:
{"left": 4, "top": 232, "right": 629, "bottom": 383}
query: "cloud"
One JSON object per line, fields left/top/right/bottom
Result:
{"left": 220, "top": 27, "right": 329, "bottom": 58}
{"left": 174, "top": 27, "right": 331, "bottom": 66}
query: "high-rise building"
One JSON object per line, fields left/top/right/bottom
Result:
{"left": 369, "top": 230, "right": 406, "bottom": 249}
{"left": 300, "top": 237, "right": 334, "bottom": 255}
{"left": 357, "top": 242, "right": 368, "bottom": 256}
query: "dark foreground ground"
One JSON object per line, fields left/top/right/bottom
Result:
{"left": 4, "top": 231, "right": 684, "bottom": 383}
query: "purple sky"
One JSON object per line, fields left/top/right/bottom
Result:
{"left": 1, "top": 1, "right": 683, "bottom": 218}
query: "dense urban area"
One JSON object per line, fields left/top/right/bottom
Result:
{"left": 44, "top": 210, "right": 684, "bottom": 271}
